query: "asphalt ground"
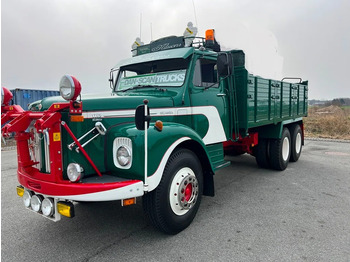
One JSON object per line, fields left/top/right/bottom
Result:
{"left": 1, "top": 139, "right": 350, "bottom": 262}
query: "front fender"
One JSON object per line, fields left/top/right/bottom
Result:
{"left": 146, "top": 122, "right": 213, "bottom": 191}
{"left": 106, "top": 122, "right": 213, "bottom": 192}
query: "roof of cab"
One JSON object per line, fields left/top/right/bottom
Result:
{"left": 112, "top": 47, "right": 195, "bottom": 69}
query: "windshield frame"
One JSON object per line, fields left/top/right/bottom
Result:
{"left": 113, "top": 57, "right": 190, "bottom": 92}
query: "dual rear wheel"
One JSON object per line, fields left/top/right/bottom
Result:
{"left": 290, "top": 124, "right": 302, "bottom": 162}
{"left": 255, "top": 124, "right": 302, "bottom": 171}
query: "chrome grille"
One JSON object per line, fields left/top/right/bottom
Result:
{"left": 43, "top": 129, "right": 51, "bottom": 173}
{"left": 28, "top": 123, "right": 50, "bottom": 173}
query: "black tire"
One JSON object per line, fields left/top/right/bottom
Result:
{"left": 142, "top": 149, "right": 203, "bottom": 234}
{"left": 254, "top": 138, "right": 270, "bottom": 168}
{"left": 269, "top": 128, "right": 291, "bottom": 171}
{"left": 290, "top": 124, "right": 302, "bottom": 162}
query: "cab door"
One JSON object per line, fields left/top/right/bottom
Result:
{"left": 189, "top": 56, "right": 229, "bottom": 144}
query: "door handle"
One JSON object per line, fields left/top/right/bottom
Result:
{"left": 217, "top": 93, "right": 226, "bottom": 97}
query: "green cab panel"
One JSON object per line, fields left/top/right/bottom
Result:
{"left": 105, "top": 122, "right": 215, "bottom": 181}
{"left": 41, "top": 93, "right": 175, "bottom": 112}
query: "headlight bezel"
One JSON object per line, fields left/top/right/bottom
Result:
{"left": 67, "top": 163, "right": 84, "bottom": 182}
{"left": 23, "top": 190, "right": 33, "bottom": 208}
{"left": 31, "top": 195, "right": 43, "bottom": 212}
{"left": 59, "top": 75, "right": 82, "bottom": 101}
{"left": 42, "top": 198, "right": 55, "bottom": 217}
{"left": 113, "top": 137, "right": 133, "bottom": 169}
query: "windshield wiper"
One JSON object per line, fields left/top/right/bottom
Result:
{"left": 116, "top": 85, "right": 156, "bottom": 92}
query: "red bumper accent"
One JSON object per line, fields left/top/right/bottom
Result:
{"left": 18, "top": 169, "right": 141, "bottom": 197}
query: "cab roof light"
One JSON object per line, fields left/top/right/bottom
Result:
{"left": 205, "top": 29, "right": 215, "bottom": 41}
{"left": 205, "top": 29, "right": 221, "bottom": 52}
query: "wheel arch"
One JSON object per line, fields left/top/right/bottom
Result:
{"left": 285, "top": 120, "right": 304, "bottom": 146}
{"left": 177, "top": 140, "right": 215, "bottom": 197}
{"left": 146, "top": 123, "right": 215, "bottom": 196}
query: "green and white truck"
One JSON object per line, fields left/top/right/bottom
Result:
{"left": 2, "top": 27, "right": 308, "bottom": 234}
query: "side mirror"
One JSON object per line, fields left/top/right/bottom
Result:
{"left": 135, "top": 100, "right": 151, "bottom": 130}
{"left": 217, "top": 53, "right": 233, "bottom": 77}
{"left": 109, "top": 68, "right": 119, "bottom": 90}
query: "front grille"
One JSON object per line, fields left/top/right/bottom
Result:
{"left": 28, "top": 123, "right": 50, "bottom": 173}
{"left": 43, "top": 129, "right": 51, "bottom": 173}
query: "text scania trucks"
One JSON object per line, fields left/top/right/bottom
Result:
{"left": 1, "top": 26, "right": 308, "bottom": 234}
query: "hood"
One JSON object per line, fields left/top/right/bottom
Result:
{"left": 40, "top": 92, "right": 175, "bottom": 111}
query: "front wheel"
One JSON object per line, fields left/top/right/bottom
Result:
{"left": 143, "top": 149, "right": 203, "bottom": 234}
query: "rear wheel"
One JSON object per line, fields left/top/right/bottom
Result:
{"left": 269, "top": 128, "right": 291, "bottom": 171}
{"left": 290, "top": 124, "right": 302, "bottom": 162}
{"left": 143, "top": 149, "right": 203, "bottom": 234}
{"left": 254, "top": 138, "right": 270, "bottom": 168}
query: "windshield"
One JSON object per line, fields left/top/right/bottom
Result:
{"left": 114, "top": 58, "right": 189, "bottom": 92}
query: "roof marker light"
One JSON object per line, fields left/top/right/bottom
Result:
{"left": 205, "top": 29, "right": 215, "bottom": 42}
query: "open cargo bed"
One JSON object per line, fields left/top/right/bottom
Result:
{"left": 230, "top": 51, "right": 308, "bottom": 136}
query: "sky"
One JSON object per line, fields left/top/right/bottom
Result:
{"left": 1, "top": 0, "right": 349, "bottom": 100}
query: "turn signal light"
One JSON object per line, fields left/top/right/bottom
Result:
{"left": 122, "top": 198, "right": 136, "bottom": 206}
{"left": 16, "top": 186, "right": 24, "bottom": 197}
{"left": 57, "top": 202, "right": 75, "bottom": 218}
{"left": 154, "top": 120, "right": 163, "bottom": 132}
{"left": 70, "top": 115, "right": 84, "bottom": 122}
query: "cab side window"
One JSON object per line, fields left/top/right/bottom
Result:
{"left": 192, "top": 59, "right": 218, "bottom": 88}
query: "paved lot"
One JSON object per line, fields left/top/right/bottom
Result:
{"left": 1, "top": 139, "right": 350, "bottom": 262}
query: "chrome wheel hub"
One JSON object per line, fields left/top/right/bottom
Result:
{"left": 169, "top": 167, "right": 199, "bottom": 216}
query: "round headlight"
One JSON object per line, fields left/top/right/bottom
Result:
{"left": 31, "top": 195, "right": 44, "bottom": 212}
{"left": 42, "top": 198, "right": 54, "bottom": 217}
{"left": 59, "top": 75, "right": 82, "bottom": 101}
{"left": 117, "top": 146, "right": 131, "bottom": 167}
{"left": 67, "top": 163, "right": 83, "bottom": 182}
{"left": 23, "top": 190, "right": 33, "bottom": 208}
